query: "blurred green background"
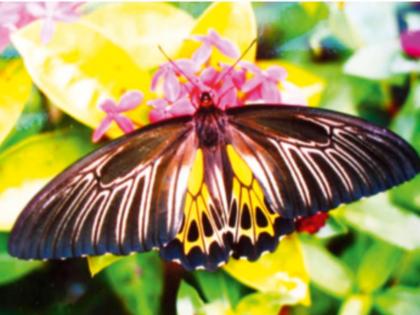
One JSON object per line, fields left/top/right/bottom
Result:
{"left": 0, "top": 2, "right": 419, "bottom": 315}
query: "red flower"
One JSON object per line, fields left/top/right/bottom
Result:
{"left": 296, "top": 212, "right": 329, "bottom": 234}
{"left": 400, "top": 30, "right": 420, "bottom": 59}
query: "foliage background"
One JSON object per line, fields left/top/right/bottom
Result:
{"left": 0, "top": 2, "right": 419, "bottom": 315}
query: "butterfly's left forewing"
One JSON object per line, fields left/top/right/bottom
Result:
{"left": 9, "top": 117, "right": 197, "bottom": 260}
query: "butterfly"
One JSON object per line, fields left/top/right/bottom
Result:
{"left": 8, "top": 91, "right": 420, "bottom": 271}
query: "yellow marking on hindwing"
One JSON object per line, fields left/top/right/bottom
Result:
{"left": 227, "top": 145, "right": 281, "bottom": 244}
{"left": 187, "top": 149, "right": 204, "bottom": 196}
{"left": 175, "top": 149, "right": 223, "bottom": 256}
{"left": 227, "top": 145, "right": 253, "bottom": 186}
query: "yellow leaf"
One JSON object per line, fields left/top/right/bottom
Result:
{"left": 0, "top": 60, "right": 32, "bottom": 144}
{"left": 300, "top": 2, "right": 323, "bottom": 16}
{"left": 0, "top": 179, "right": 48, "bottom": 231}
{"left": 0, "top": 129, "right": 95, "bottom": 231}
{"left": 87, "top": 254, "right": 123, "bottom": 277}
{"left": 178, "top": 2, "right": 257, "bottom": 64}
{"left": 83, "top": 3, "right": 195, "bottom": 70}
{"left": 12, "top": 21, "right": 152, "bottom": 139}
{"left": 224, "top": 234, "right": 310, "bottom": 306}
{"left": 257, "top": 60, "right": 326, "bottom": 107}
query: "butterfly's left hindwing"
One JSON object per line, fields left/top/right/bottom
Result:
{"left": 9, "top": 117, "right": 197, "bottom": 260}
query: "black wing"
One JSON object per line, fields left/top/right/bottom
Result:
{"left": 9, "top": 117, "right": 197, "bottom": 260}
{"left": 227, "top": 104, "right": 420, "bottom": 219}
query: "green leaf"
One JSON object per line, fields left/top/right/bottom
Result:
{"left": 374, "top": 286, "right": 420, "bottom": 315}
{"left": 0, "top": 127, "right": 96, "bottom": 231}
{"left": 176, "top": 281, "right": 205, "bottom": 315}
{"left": 390, "top": 82, "right": 420, "bottom": 213}
{"left": 0, "top": 233, "right": 42, "bottom": 285}
{"left": 391, "top": 81, "right": 420, "bottom": 152}
{"left": 395, "top": 250, "right": 420, "bottom": 287}
{"left": 193, "top": 270, "right": 246, "bottom": 308}
{"left": 338, "top": 193, "right": 420, "bottom": 250}
{"left": 315, "top": 214, "right": 349, "bottom": 239}
{"left": 339, "top": 295, "right": 372, "bottom": 315}
{"left": 87, "top": 254, "right": 123, "bottom": 277}
{"left": 356, "top": 240, "right": 403, "bottom": 293}
{"left": 105, "top": 252, "right": 163, "bottom": 315}
{"left": 300, "top": 238, "right": 354, "bottom": 298}
{"left": 234, "top": 292, "right": 292, "bottom": 315}
{"left": 0, "top": 86, "right": 46, "bottom": 152}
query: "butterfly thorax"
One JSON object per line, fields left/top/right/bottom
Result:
{"left": 194, "top": 96, "right": 228, "bottom": 148}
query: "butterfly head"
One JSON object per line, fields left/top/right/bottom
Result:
{"left": 199, "top": 91, "right": 215, "bottom": 108}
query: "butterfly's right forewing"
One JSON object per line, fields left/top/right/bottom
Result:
{"left": 9, "top": 117, "right": 197, "bottom": 260}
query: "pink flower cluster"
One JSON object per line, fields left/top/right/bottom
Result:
{"left": 94, "top": 29, "right": 289, "bottom": 141}
{"left": 148, "top": 29, "right": 288, "bottom": 123}
{"left": 0, "top": 2, "right": 83, "bottom": 51}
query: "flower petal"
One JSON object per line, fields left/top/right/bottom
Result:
{"left": 266, "top": 66, "right": 287, "bottom": 82}
{"left": 25, "top": 3, "right": 46, "bottom": 17}
{"left": 169, "top": 97, "right": 196, "bottom": 116}
{"left": 241, "top": 76, "right": 262, "bottom": 93}
{"left": 218, "top": 84, "right": 237, "bottom": 110}
{"left": 209, "top": 29, "right": 240, "bottom": 58}
{"left": 178, "top": 2, "right": 257, "bottom": 65}
{"left": 401, "top": 30, "right": 420, "bottom": 59}
{"left": 148, "top": 98, "right": 168, "bottom": 109}
{"left": 149, "top": 107, "right": 168, "bottom": 123}
{"left": 114, "top": 115, "right": 135, "bottom": 134}
{"left": 257, "top": 60, "right": 325, "bottom": 107}
{"left": 118, "top": 90, "right": 144, "bottom": 111}
{"left": 192, "top": 43, "right": 212, "bottom": 67}
{"left": 200, "top": 66, "right": 219, "bottom": 87}
{"left": 261, "top": 81, "right": 281, "bottom": 103}
{"left": 164, "top": 70, "right": 182, "bottom": 103}
{"left": 0, "top": 26, "right": 11, "bottom": 52}
{"left": 40, "top": 17, "right": 55, "bottom": 44}
{"left": 83, "top": 3, "right": 194, "bottom": 70}
{"left": 99, "top": 99, "right": 118, "bottom": 113}
{"left": 92, "top": 115, "right": 113, "bottom": 142}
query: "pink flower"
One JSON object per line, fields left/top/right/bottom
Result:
{"left": 148, "top": 97, "right": 195, "bottom": 123}
{"left": 192, "top": 29, "right": 240, "bottom": 67}
{"left": 151, "top": 59, "right": 198, "bottom": 102}
{"left": 0, "top": 3, "right": 33, "bottom": 52}
{"left": 401, "top": 30, "right": 420, "bottom": 59}
{"left": 195, "top": 66, "right": 240, "bottom": 109}
{"left": 92, "top": 91, "right": 143, "bottom": 142}
{"left": 26, "top": 2, "right": 83, "bottom": 44}
{"left": 241, "top": 62, "right": 287, "bottom": 103}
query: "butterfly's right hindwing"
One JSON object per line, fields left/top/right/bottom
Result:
{"left": 9, "top": 117, "right": 197, "bottom": 260}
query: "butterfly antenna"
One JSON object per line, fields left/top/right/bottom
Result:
{"left": 218, "top": 38, "right": 257, "bottom": 83}
{"left": 157, "top": 45, "right": 201, "bottom": 91}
